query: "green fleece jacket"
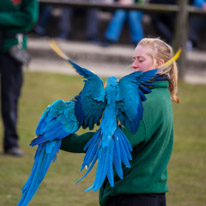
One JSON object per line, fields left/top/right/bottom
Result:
{"left": 61, "top": 81, "right": 174, "bottom": 206}
{"left": 0, "top": 0, "right": 38, "bottom": 52}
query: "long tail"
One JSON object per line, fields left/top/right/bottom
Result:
{"left": 77, "top": 127, "right": 133, "bottom": 191}
{"left": 17, "top": 140, "right": 62, "bottom": 206}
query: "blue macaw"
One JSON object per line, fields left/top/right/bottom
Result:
{"left": 49, "top": 41, "right": 181, "bottom": 191}
{"left": 17, "top": 99, "right": 80, "bottom": 206}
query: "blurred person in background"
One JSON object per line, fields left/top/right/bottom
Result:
{"left": 187, "top": 0, "right": 206, "bottom": 50}
{"left": 149, "top": 0, "right": 206, "bottom": 50}
{"left": 34, "top": 1, "right": 100, "bottom": 43}
{"left": 102, "top": 0, "right": 145, "bottom": 46}
{"left": 57, "top": 0, "right": 100, "bottom": 42}
{"left": 33, "top": 5, "right": 53, "bottom": 36}
{"left": 0, "top": 0, "right": 38, "bottom": 156}
{"left": 149, "top": 0, "right": 177, "bottom": 45}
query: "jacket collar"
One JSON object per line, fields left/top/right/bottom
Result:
{"left": 151, "top": 81, "right": 169, "bottom": 89}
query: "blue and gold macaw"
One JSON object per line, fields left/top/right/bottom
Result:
{"left": 49, "top": 41, "right": 181, "bottom": 191}
{"left": 17, "top": 99, "right": 80, "bottom": 206}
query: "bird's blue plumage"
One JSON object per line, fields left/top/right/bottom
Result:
{"left": 17, "top": 99, "right": 79, "bottom": 206}
{"left": 75, "top": 77, "right": 132, "bottom": 191}
{"left": 67, "top": 59, "right": 106, "bottom": 130}
{"left": 117, "top": 69, "right": 162, "bottom": 134}
{"left": 59, "top": 56, "right": 168, "bottom": 191}
{"left": 17, "top": 140, "right": 61, "bottom": 206}
{"left": 47, "top": 43, "right": 170, "bottom": 192}
{"left": 74, "top": 70, "right": 167, "bottom": 191}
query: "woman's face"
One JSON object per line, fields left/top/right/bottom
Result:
{"left": 132, "top": 45, "right": 155, "bottom": 72}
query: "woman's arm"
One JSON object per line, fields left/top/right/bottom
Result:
{"left": 60, "top": 132, "right": 95, "bottom": 153}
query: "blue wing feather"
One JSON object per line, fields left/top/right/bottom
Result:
{"left": 67, "top": 59, "right": 94, "bottom": 78}
{"left": 17, "top": 140, "right": 62, "bottom": 206}
{"left": 113, "top": 134, "right": 123, "bottom": 179}
{"left": 77, "top": 127, "right": 133, "bottom": 191}
{"left": 80, "top": 129, "right": 101, "bottom": 171}
{"left": 77, "top": 69, "right": 166, "bottom": 191}
{"left": 66, "top": 60, "right": 106, "bottom": 129}
{"left": 17, "top": 99, "right": 79, "bottom": 206}
{"left": 117, "top": 69, "right": 161, "bottom": 134}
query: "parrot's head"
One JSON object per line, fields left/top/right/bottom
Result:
{"left": 106, "top": 76, "right": 118, "bottom": 88}
{"left": 105, "top": 76, "right": 118, "bottom": 103}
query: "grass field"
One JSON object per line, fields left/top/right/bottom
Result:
{"left": 0, "top": 72, "right": 205, "bottom": 206}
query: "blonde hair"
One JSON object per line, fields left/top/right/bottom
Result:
{"left": 138, "top": 38, "right": 180, "bottom": 103}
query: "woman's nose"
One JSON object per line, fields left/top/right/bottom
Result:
{"left": 132, "top": 59, "right": 138, "bottom": 69}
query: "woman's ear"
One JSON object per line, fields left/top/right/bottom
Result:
{"left": 157, "top": 59, "right": 165, "bottom": 67}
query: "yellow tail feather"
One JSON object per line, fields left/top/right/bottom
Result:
{"left": 158, "top": 48, "right": 181, "bottom": 74}
{"left": 50, "top": 40, "right": 77, "bottom": 71}
{"left": 50, "top": 40, "right": 97, "bottom": 74}
{"left": 49, "top": 40, "right": 68, "bottom": 60}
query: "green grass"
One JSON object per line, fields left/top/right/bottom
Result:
{"left": 0, "top": 72, "right": 205, "bottom": 206}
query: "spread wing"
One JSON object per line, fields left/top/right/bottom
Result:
{"left": 117, "top": 69, "right": 160, "bottom": 134}
{"left": 50, "top": 41, "right": 106, "bottom": 130}
{"left": 32, "top": 99, "right": 79, "bottom": 145}
{"left": 117, "top": 47, "right": 182, "bottom": 134}
{"left": 17, "top": 99, "right": 80, "bottom": 206}
{"left": 68, "top": 60, "right": 106, "bottom": 129}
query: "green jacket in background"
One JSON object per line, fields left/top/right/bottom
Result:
{"left": 61, "top": 81, "right": 174, "bottom": 206}
{"left": 0, "top": 0, "right": 38, "bottom": 53}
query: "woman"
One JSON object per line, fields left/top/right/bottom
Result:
{"left": 61, "top": 38, "right": 180, "bottom": 206}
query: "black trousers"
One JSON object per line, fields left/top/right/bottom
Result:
{"left": 0, "top": 53, "right": 23, "bottom": 152}
{"left": 106, "top": 193, "right": 166, "bottom": 206}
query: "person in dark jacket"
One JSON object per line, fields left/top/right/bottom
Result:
{"left": 0, "top": 0, "right": 38, "bottom": 156}
{"left": 149, "top": 0, "right": 177, "bottom": 45}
